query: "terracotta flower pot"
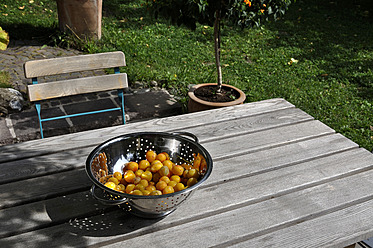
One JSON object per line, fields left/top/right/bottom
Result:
{"left": 188, "top": 83, "right": 246, "bottom": 113}
{"left": 56, "top": 0, "right": 102, "bottom": 40}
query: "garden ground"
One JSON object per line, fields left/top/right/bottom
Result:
{"left": 0, "top": 0, "right": 372, "bottom": 151}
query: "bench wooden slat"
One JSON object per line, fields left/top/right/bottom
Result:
{"left": 24, "top": 51, "right": 126, "bottom": 78}
{"left": 27, "top": 73, "right": 128, "bottom": 102}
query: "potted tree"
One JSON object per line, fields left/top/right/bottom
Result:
{"left": 150, "top": 0, "right": 294, "bottom": 112}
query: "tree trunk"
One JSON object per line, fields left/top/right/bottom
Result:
{"left": 214, "top": 9, "right": 222, "bottom": 93}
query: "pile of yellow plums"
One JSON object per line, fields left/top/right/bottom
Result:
{"left": 96, "top": 150, "right": 207, "bottom": 196}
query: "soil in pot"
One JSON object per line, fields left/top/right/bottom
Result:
{"left": 194, "top": 85, "right": 241, "bottom": 103}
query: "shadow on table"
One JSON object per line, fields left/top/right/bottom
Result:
{"left": 44, "top": 190, "right": 164, "bottom": 245}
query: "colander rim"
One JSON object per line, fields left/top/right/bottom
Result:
{"left": 85, "top": 131, "right": 213, "bottom": 199}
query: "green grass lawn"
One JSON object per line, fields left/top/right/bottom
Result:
{"left": 0, "top": 71, "right": 11, "bottom": 88}
{"left": 1, "top": 0, "right": 372, "bottom": 151}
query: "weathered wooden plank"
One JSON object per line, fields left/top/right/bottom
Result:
{"left": 234, "top": 200, "right": 373, "bottom": 248}
{"left": 24, "top": 51, "right": 126, "bottom": 78}
{"left": 2, "top": 149, "right": 373, "bottom": 247}
{"left": 28, "top": 73, "right": 128, "bottom": 102}
{"left": 99, "top": 171, "right": 373, "bottom": 248}
{"left": 0, "top": 146, "right": 93, "bottom": 184}
{"left": 207, "top": 133, "right": 358, "bottom": 184}
{"left": 0, "top": 134, "right": 358, "bottom": 238}
{"left": 1, "top": 146, "right": 371, "bottom": 236}
{"left": 0, "top": 191, "right": 114, "bottom": 239}
{"left": 0, "top": 107, "right": 315, "bottom": 183}
{"left": 0, "top": 99, "right": 294, "bottom": 162}
{"left": 178, "top": 107, "right": 314, "bottom": 143}
{"left": 201, "top": 120, "right": 334, "bottom": 160}
{"left": 0, "top": 168, "right": 91, "bottom": 209}
{"left": 0, "top": 118, "right": 333, "bottom": 185}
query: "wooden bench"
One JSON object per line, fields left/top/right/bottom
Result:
{"left": 24, "top": 51, "right": 128, "bottom": 138}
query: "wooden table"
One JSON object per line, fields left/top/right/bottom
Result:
{"left": 1, "top": 98, "right": 373, "bottom": 248}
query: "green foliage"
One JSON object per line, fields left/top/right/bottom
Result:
{"left": 0, "top": 0, "right": 372, "bottom": 151}
{"left": 0, "top": 71, "right": 11, "bottom": 88}
{"left": 149, "top": 0, "right": 294, "bottom": 29}
{"left": 149, "top": 0, "right": 295, "bottom": 90}
{"left": 0, "top": 0, "right": 58, "bottom": 41}
{"left": 0, "top": 27, "right": 10, "bottom": 50}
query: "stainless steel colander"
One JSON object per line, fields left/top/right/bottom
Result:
{"left": 86, "top": 132, "right": 213, "bottom": 218}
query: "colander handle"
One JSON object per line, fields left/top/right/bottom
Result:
{"left": 172, "top": 132, "right": 199, "bottom": 143}
{"left": 90, "top": 185, "right": 128, "bottom": 206}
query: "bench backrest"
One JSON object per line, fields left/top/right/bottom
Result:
{"left": 24, "top": 51, "right": 128, "bottom": 138}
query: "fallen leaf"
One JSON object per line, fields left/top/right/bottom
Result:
{"left": 29, "top": 0, "right": 34, "bottom": 3}
{"left": 288, "top": 58, "right": 299, "bottom": 65}
{"left": 18, "top": 5, "right": 25, "bottom": 10}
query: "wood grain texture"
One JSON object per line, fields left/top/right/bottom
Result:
{"left": 24, "top": 51, "right": 126, "bottom": 78}
{"left": 0, "top": 99, "right": 295, "bottom": 162}
{"left": 0, "top": 134, "right": 358, "bottom": 238}
{"left": 235, "top": 199, "right": 373, "bottom": 248}
{"left": 0, "top": 191, "right": 112, "bottom": 239}
{"left": 0, "top": 168, "right": 90, "bottom": 209}
{"left": 1, "top": 149, "right": 373, "bottom": 247}
{"left": 2, "top": 99, "right": 373, "bottom": 248}
{"left": 0, "top": 112, "right": 322, "bottom": 184}
{"left": 27, "top": 73, "right": 128, "bottom": 101}
{"left": 0, "top": 134, "right": 363, "bottom": 237}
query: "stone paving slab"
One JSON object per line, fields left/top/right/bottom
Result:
{"left": 125, "top": 90, "right": 182, "bottom": 120}
{"left": 0, "top": 118, "right": 13, "bottom": 144}
{"left": 65, "top": 98, "right": 123, "bottom": 130}
{"left": 9, "top": 106, "right": 70, "bottom": 140}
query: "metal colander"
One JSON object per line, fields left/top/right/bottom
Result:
{"left": 85, "top": 132, "right": 213, "bottom": 218}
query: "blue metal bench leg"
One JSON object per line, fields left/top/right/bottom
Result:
{"left": 117, "top": 89, "right": 126, "bottom": 125}
{"left": 35, "top": 102, "right": 44, "bottom": 139}
{"left": 114, "top": 67, "right": 126, "bottom": 125}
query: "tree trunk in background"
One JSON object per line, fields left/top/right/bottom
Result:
{"left": 214, "top": 9, "right": 222, "bottom": 93}
{"left": 56, "top": 0, "right": 102, "bottom": 40}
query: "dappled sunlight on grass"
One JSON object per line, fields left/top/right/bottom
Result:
{"left": 0, "top": 0, "right": 372, "bottom": 150}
